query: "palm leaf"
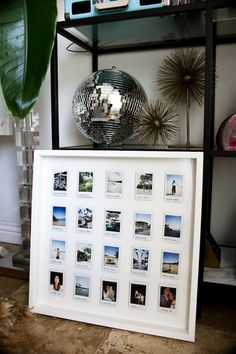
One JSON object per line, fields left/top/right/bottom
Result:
{"left": 0, "top": 0, "right": 57, "bottom": 118}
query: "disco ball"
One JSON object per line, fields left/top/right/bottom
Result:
{"left": 72, "top": 67, "right": 147, "bottom": 147}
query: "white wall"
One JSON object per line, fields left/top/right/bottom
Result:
{"left": 211, "top": 44, "right": 236, "bottom": 246}
{"left": 0, "top": 76, "right": 20, "bottom": 243}
{"left": 211, "top": 158, "right": 236, "bottom": 246}
{"left": 57, "top": 36, "right": 93, "bottom": 147}
{"left": 0, "top": 0, "right": 235, "bottom": 246}
{"left": 0, "top": 135, "right": 21, "bottom": 243}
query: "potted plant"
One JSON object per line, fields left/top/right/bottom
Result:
{"left": 0, "top": 0, "right": 57, "bottom": 263}
{"left": 0, "top": 0, "right": 57, "bottom": 118}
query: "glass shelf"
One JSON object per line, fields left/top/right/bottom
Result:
{"left": 59, "top": 143, "right": 204, "bottom": 152}
{"left": 212, "top": 150, "right": 236, "bottom": 157}
{"left": 58, "top": 5, "right": 207, "bottom": 51}
{"left": 215, "top": 6, "right": 236, "bottom": 43}
{"left": 57, "top": 1, "right": 236, "bottom": 53}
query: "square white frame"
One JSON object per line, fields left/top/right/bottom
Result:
{"left": 29, "top": 150, "right": 203, "bottom": 342}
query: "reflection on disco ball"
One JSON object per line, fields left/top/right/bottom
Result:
{"left": 72, "top": 67, "right": 147, "bottom": 147}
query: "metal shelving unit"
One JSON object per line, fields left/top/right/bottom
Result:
{"left": 200, "top": 0, "right": 236, "bottom": 292}
{"left": 50, "top": 0, "right": 236, "bottom": 307}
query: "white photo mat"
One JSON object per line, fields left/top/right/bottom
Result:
{"left": 29, "top": 150, "right": 203, "bottom": 342}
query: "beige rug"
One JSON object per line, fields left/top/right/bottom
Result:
{"left": 0, "top": 280, "right": 236, "bottom": 354}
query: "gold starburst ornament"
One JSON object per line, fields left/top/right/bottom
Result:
{"left": 134, "top": 100, "right": 179, "bottom": 147}
{"left": 157, "top": 49, "right": 205, "bottom": 147}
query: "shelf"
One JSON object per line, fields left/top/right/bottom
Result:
{"left": 58, "top": 6, "right": 207, "bottom": 52}
{"left": 58, "top": 144, "right": 204, "bottom": 152}
{"left": 204, "top": 246, "right": 236, "bottom": 286}
{"left": 61, "top": 2, "right": 208, "bottom": 27}
{"left": 215, "top": 5, "right": 236, "bottom": 44}
{"left": 57, "top": 1, "right": 236, "bottom": 54}
{"left": 211, "top": 150, "right": 236, "bottom": 157}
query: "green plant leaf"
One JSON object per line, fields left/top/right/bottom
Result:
{"left": 0, "top": 0, "right": 57, "bottom": 118}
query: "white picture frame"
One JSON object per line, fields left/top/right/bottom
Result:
{"left": 29, "top": 150, "right": 203, "bottom": 342}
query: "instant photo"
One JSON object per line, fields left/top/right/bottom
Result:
{"left": 103, "top": 245, "right": 120, "bottom": 272}
{"left": 164, "top": 173, "right": 184, "bottom": 202}
{"left": 134, "top": 212, "right": 152, "bottom": 240}
{"left": 101, "top": 280, "right": 117, "bottom": 305}
{"left": 129, "top": 282, "right": 147, "bottom": 309}
{"left": 131, "top": 248, "right": 150, "bottom": 274}
{"left": 105, "top": 209, "right": 121, "bottom": 236}
{"left": 135, "top": 172, "right": 153, "bottom": 200}
{"left": 49, "top": 270, "right": 64, "bottom": 296}
{"left": 76, "top": 242, "right": 92, "bottom": 269}
{"left": 77, "top": 207, "right": 93, "bottom": 233}
{"left": 78, "top": 171, "right": 94, "bottom": 198}
{"left": 163, "top": 214, "right": 182, "bottom": 242}
{"left": 161, "top": 251, "right": 180, "bottom": 279}
{"left": 53, "top": 171, "right": 67, "bottom": 194}
{"left": 52, "top": 206, "right": 66, "bottom": 230}
{"left": 159, "top": 285, "right": 177, "bottom": 313}
{"left": 74, "top": 275, "right": 90, "bottom": 301}
{"left": 50, "top": 239, "right": 66, "bottom": 264}
{"left": 106, "top": 170, "right": 123, "bottom": 199}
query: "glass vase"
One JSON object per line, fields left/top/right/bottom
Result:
{"left": 13, "top": 111, "right": 39, "bottom": 267}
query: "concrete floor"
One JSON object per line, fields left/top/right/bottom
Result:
{"left": 0, "top": 243, "right": 236, "bottom": 354}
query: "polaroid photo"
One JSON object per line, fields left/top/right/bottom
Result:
{"left": 129, "top": 282, "right": 147, "bottom": 310}
{"left": 50, "top": 239, "right": 66, "bottom": 264}
{"left": 52, "top": 206, "right": 67, "bottom": 231}
{"left": 105, "top": 170, "right": 123, "bottom": 199}
{"left": 135, "top": 172, "right": 154, "bottom": 201}
{"left": 101, "top": 279, "right": 118, "bottom": 306}
{"left": 77, "top": 207, "right": 93, "bottom": 233}
{"left": 74, "top": 274, "right": 91, "bottom": 301}
{"left": 158, "top": 285, "right": 177, "bottom": 313}
{"left": 103, "top": 244, "right": 120, "bottom": 272}
{"left": 53, "top": 170, "right": 68, "bottom": 195}
{"left": 164, "top": 173, "right": 184, "bottom": 202}
{"left": 75, "top": 242, "right": 92, "bottom": 269}
{"left": 161, "top": 250, "right": 180, "bottom": 279}
{"left": 131, "top": 247, "right": 150, "bottom": 275}
{"left": 104, "top": 209, "right": 122, "bottom": 237}
{"left": 78, "top": 171, "right": 94, "bottom": 198}
{"left": 49, "top": 270, "right": 64, "bottom": 296}
{"left": 163, "top": 214, "right": 182, "bottom": 242}
{"left": 134, "top": 212, "right": 152, "bottom": 240}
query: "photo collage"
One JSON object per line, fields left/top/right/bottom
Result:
{"left": 49, "top": 168, "right": 185, "bottom": 313}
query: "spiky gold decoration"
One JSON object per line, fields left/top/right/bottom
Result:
{"left": 134, "top": 100, "right": 179, "bottom": 146}
{"left": 157, "top": 48, "right": 205, "bottom": 106}
{"left": 157, "top": 49, "right": 205, "bottom": 146}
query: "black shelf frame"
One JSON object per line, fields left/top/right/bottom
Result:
{"left": 212, "top": 150, "right": 236, "bottom": 157}
{"left": 198, "top": 0, "right": 236, "bottom": 313}
{"left": 50, "top": 0, "right": 236, "bottom": 315}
